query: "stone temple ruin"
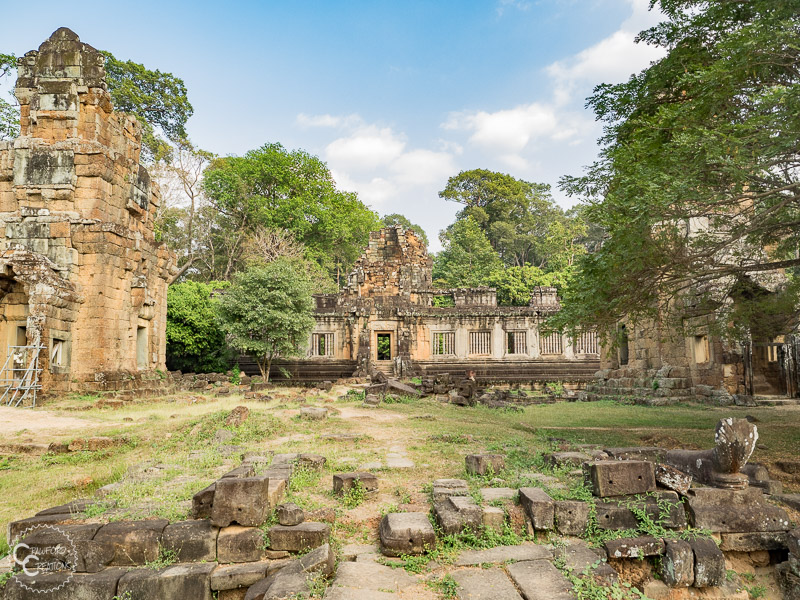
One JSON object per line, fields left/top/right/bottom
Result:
{"left": 241, "top": 226, "right": 600, "bottom": 385}
{"left": 0, "top": 28, "right": 175, "bottom": 403}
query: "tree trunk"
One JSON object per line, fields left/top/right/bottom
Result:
{"left": 265, "top": 354, "right": 274, "bottom": 383}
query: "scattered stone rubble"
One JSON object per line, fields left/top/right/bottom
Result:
{"left": 2, "top": 416, "right": 798, "bottom": 599}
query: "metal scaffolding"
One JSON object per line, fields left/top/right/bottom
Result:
{"left": 0, "top": 344, "right": 43, "bottom": 407}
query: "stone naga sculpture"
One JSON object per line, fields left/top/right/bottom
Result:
{"left": 664, "top": 417, "right": 758, "bottom": 490}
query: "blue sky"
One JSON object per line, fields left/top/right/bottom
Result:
{"left": 2, "top": 0, "right": 664, "bottom": 251}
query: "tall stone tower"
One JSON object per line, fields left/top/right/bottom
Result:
{"left": 0, "top": 28, "right": 175, "bottom": 394}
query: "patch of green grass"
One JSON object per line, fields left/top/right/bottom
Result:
{"left": 341, "top": 480, "right": 368, "bottom": 509}
{"left": 426, "top": 573, "right": 459, "bottom": 598}
{"left": 144, "top": 546, "right": 178, "bottom": 570}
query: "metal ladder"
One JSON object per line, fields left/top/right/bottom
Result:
{"left": 0, "top": 344, "right": 43, "bottom": 407}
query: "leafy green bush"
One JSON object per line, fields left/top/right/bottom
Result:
{"left": 166, "top": 280, "right": 231, "bottom": 373}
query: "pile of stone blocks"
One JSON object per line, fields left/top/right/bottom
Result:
{"left": 777, "top": 529, "right": 800, "bottom": 600}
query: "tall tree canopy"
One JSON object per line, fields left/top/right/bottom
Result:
{"left": 433, "top": 216, "right": 502, "bottom": 288}
{"left": 556, "top": 0, "right": 800, "bottom": 339}
{"left": 381, "top": 213, "right": 429, "bottom": 247}
{"left": 201, "top": 143, "right": 381, "bottom": 285}
{"left": 102, "top": 52, "right": 193, "bottom": 162}
{"left": 439, "top": 169, "right": 566, "bottom": 268}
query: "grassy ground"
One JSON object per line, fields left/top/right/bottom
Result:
{"left": 0, "top": 388, "right": 796, "bottom": 598}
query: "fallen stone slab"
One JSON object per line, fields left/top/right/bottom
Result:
{"left": 604, "top": 536, "right": 665, "bottom": 559}
{"left": 300, "top": 406, "right": 328, "bottom": 420}
{"left": 506, "top": 559, "right": 573, "bottom": 600}
{"left": 387, "top": 379, "right": 422, "bottom": 397}
{"left": 480, "top": 487, "right": 515, "bottom": 502}
{"left": 451, "top": 568, "right": 523, "bottom": 600}
{"left": 6, "top": 514, "right": 84, "bottom": 543}
{"left": 326, "top": 560, "right": 418, "bottom": 592}
{"left": 720, "top": 531, "right": 789, "bottom": 552}
{"left": 34, "top": 498, "right": 105, "bottom": 516}
{"left": 554, "top": 500, "right": 590, "bottom": 536}
{"left": 595, "top": 491, "right": 686, "bottom": 531}
{"left": 432, "top": 478, "right": 469, "bottom": 502}
{"left": 655, "top": 464, "right": 692, "bottom": 495}
{"left": 339, "top": 543, "right": 380, "bottom": 562}
{"left": 465, "top": 453, "right": 505, "bottom": 476}
{"left": 333, "top": 472, "right": 379, "bottom": 495}
{"left": 561, "top": 539, "right": 618, "bottom": 584}
{"left": 660, "top": 539, "right": 694, "bottom": 587}
{"left": 775, "top": 494, "right": 800, "bottom": 512}
{"left": 269, "top": 522, "right": 330, "bottom": 552}
{"left": 211, "top": 561, "right": 274, "bottom": 591}
{"left": 222, "top": 465, "right": 257, "bottom": 479}
{"left": 93, "top": 519, "right": 168, "bottom": 566}
{"left": 544, "top": 451, "right": 593, "bottom": 468}
{"left": 455, "top": 543, "right": 553, "bottom": 566}
{"left": 117, "top": 562, "right": 216, "bottom": 600}
{"left": 518, "top": 487, "right": 555, "bottom": 531}
{"left": 277, "top": 503, "right": 305, "bottom": 526}
{"left": 323, "top": 587, "right": 397, "bottom": 600}
{"left": 379, "top": 512, "right": 436, "bottom": 557}
{"left": 587, "top": 460, "right": 656, "bottom": 497}
{"left": 385, "top": 456, "right": 415, "bottom": 469}
{"left": 161, "top": 519, "right": 218, "bottom": 563}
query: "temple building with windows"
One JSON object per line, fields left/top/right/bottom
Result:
{"left": 248, "top": 226, "right": 600, "bottom": 383}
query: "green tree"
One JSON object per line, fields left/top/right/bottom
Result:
{"left": 215, "top": 259, "right": 315, "bottom": 382}
{"left": 485, "top": 265, "right": 572, "bottom": 306}
{"left": 202, "top": 142, "right": 381, "bottom": 284}
{"left": 439, "top": 169, "right": 564, "bottom": 268}
{"left": 102, "top": 52, "right": 193, "bottom": 162}
{"left": 0, "top": 53, "right": 17, "bottom": 139}
{"left": 166, "top": 281, "right": 231, "bottom": 373}
{"left": 380, "top": 213, "right": 429, "bottom": 247}
{"left": 433, "top": 216, "right": 502, "bottom": 288}
{"left": 557, "top": 0, "right": 800, "bottom": 338}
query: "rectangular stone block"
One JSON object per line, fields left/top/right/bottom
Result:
{"left": 554, "top": 500, "right": 590, "bottom": 536}
{"left": 211, "top": 476, "right": 270, "bottom": 527}
{"left": 161, "top": 520, "right": 218, "bottom": 563}
{"left": 686, "top": 489, "right": 791, "bottom": 533}
{"left": 333, "top": 472, "right": 379, "bottom": 495}
{"left": 93, "top": 519, "right": 168, "bottom": 566}
{"left": 268, "top": 522, "right": 330, "bottom": 552}
{"left": 379, "top": 512, "right": 436, "bottom": 557}
{"left": 116, "top": 562, "right": 215, "bottom": 600}
{"left": 587, "top": 460, "right": 656, "bottom": 497}
{"left": 465, "top": 454, "right": 505, "bottom": 476}
{"left": 604, "top": 536, "right": 665, "bottom": 559}
{"left": 720, "top": 531, "right": 789, "bottom": 552}
{"left": 432, "top": 479, "right": 469, "bottom": 502}
{"left": 518, "top": 487, "right": 554, "bottom": 531}
{"left": 217, "top": 526, "right": 265, "bottom": 563}
{"left": 688, "top": 537, "right": 725, "bottom": 588}
{"left": 661, "top": 539, "right": 694, "bottom": 587}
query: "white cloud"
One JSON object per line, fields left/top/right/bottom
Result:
{"left": 325, "top": 125, "right": 407, "bottom": 172}
{"left": 442, "top": 0, "right": 665, "bottom": 166}
{"left": 296, "top": 113, "right": 362, "bottom": 129}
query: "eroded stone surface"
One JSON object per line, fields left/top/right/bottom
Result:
{"left": 379, "top": 512, "right": 436, "bottom": 557}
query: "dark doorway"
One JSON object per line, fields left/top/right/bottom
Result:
{"left": 618, "top": 325, "right": 629, "bottom": 366}
{"left": 376, "top": 333, "right": 392, "bottom": 361}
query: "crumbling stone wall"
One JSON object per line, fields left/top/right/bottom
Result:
{"left": 343, "top": 226, "right": 431, "bottom": 299}
{"left": 0, "top": 28, "right": 175, "bottom": 393}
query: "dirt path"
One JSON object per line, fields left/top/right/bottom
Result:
{"left": 0, "top": 406, "right": 124, "bottom": 441}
